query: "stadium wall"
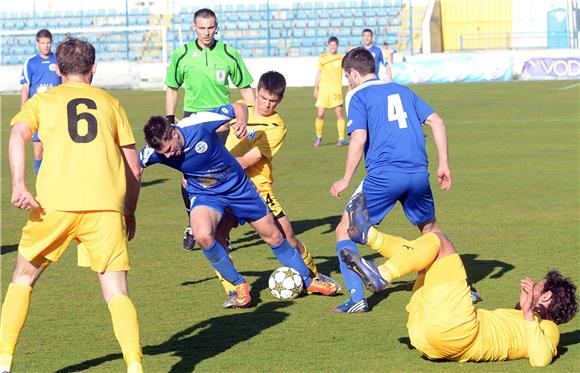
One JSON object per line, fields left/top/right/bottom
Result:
{"left": 0, "top": 49, "right": 578, "bottom": 93}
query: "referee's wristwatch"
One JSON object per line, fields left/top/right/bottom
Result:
{"left": 166, "top": 115, "right": 176, "bottom": 124}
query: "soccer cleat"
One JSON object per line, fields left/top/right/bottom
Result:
{"left": 346, "top": 193, "right": 372, "bottom": 245}
{"left": 332, "top": 299, "right": 369, "bottom": 313}
{"left": 312, "top": 136, "right": 322, "bottom": 147}
{"left": 471, "top": 288, "right": 482, "bottom": 304}
{"left": 336, "top": 139, "right": 347, "bottom": 147}
{"left": 306, "top": 278, "right": 340, "bottom": 296}
{"left": 222, "top": 291, "right": 238, "bottom": 309}
{"left": 183, "top": 226, "right": 196, "bottom": 251}
{"left": 339, "top": 248, "right": 389, "bottom": 292}
{"left": 316, "top": 273, "right": 342, "bottom": 291}
{"left": 234, "top": 282, "right": 251, "bottom": 307}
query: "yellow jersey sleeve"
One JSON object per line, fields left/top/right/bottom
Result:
{"left": 11, "top": 94, "right": 40, "bottom": 135}
{"left": 526, "top": 318, "right": 559, "bottom": 367}
{"left": 114, "top": 103, "right": 136, "bottom": 147}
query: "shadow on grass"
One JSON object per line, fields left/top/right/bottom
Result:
{"left": 142, "top": 178, "right": 169, "bottom": 188}
{"left": 1, "top": 244, "right": 18, "bottom": 256}
{"left": 553, "top": 329, "right": 580, "bottom": 362}
{"left": 460, "top": 253, "right": 514, "bottom": 285}
{"left": 54, "top": 302, "right": 292, "bottom": 373}
{"left": 230, "top": 215, "right": 341, "bottom": 250}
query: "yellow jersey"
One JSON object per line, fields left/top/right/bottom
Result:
{"left": 11, "top": 82, "right": 136, "bottom": 213}
{"left": 460, "top": 309, "right": 559, "bottom": 366}
{"left": 318, "top": 52, "right": 343, "bottom": 95}
{"left": 225, "top": 103, "right": 286, "bottom": 193}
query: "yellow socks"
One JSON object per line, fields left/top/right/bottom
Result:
{"left": 367, "top": 227, "right": 406, "bottom": 258}
{"left": 337, "top": 118, "right": 346, "bottom": 141}
{"left": 377, "top": 233, "right": 441, "bottom": 283}
{"left": 217, "top": 253, "right": 237, "bottom": 294}
{"left": 0, "top": 283, "right": 32, "bottom": 371}
{"left": 300, "top": 242, "right": 319, "bottom": 279}
{"left": 315, "top": 118, "right": 324, "bottom": 138}
{"left": 108, "top": 295, "right": 142, "bottom": 370}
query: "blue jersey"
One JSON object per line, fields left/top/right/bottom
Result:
{"left": 20, "top": 53, "right": 61, "bottom": 97}
{"left": 365, "top": 45, "right": 385, "bottom": 75}
{"left": 139, "top": 105, "right": 248, "bottom": 195}
{"left": 345, "top": 79, "right": 434, "bottom": 174}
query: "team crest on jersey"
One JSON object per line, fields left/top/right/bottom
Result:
{"left": 215, "top": 70, "right": 226, "bottom": 83}
{"left": 195, "top": 141, "right": 208, "bottom": 154}
{"left": 49, "top": 63, "right": 57, "bottom": 71}
{"left": 347, "top": 120, "right": 353, "bottom": 127}
{"left": 191, "top": 51, "right": 200, "bottom": 58}
{"left": 247, "top": 128, "right": 257, "bottom": 140}
{"left": 221, "top": 107, "right": 229, "bottom": 115}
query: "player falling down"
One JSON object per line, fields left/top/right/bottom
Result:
{"left": 139, "top": 103, "right": 340, "bottom": 307}
{"left": 209, "top": 71, "right": 341, "bottom": 308}
{"left": 340, "top": 193, "right": 577, "bottom": 366}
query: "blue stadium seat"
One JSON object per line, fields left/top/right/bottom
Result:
{"left": 294, "top": 29, "right": 305, "bottom": 37}
{"left": 330, "top": 18, "right": 342, "bottom": 27}
{"left": 325, "top": 1, "right": 336, "bottom": 9}
{"left": 319, "top": 19, "right": 330, "bottom": 28}
{"left": 354, "top": 18, "right": 365, "bottom": 28}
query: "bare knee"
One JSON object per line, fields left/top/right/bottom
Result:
{"left": 262, "top": 229, "right": 283, "bottom": 247}
{"left": 12, "top": 255, "right": 46, "bottom": 287}
{"left": 418, "top": 218, "right": 442, "bottom": 235}
{"left": 98, "top": 271, "right": 128, "bottom": 304}
{"left": 335, "top": 216, "right": 349, "bottom": 242}
{"left": 194, "top": 231, "right": 215, "bottom": 249}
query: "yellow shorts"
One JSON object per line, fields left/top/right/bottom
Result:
{"left": 259, "top": 189, "right": 285, "bottom": 219}
{"left": 18, "top": 209, "right": 130, "bottom": 273}
{"left": 406, "top": 253, "right": 478, "bottom": 360}
{"left": 315, "top": 89, "right": 343, "bottom": 109}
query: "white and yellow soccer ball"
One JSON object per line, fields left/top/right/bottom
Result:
{"left": 268, "top": 266, "right": 303, "bottom": 300}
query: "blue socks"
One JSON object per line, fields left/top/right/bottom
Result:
{"left": 271, "top": 239, "right": 312, "bottom": 287}
{"left": 202, "top": 241, "right": 245, "bottom": 285}
{"left": 337, "top": 240, "right": 365, "bottom": 302}
{"left": 33, "top": 159, "right": 42, "bottom": 174}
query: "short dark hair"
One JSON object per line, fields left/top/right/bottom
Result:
{"left": 144, "top": 116, "right": 174, "bottom": 150}
{"left": 536, "top": 270, "right": 577, "bottom": 324}
{"left": 257, "top": 71, "right": 286, "bottom": 99}
{"left": 362, "top": 28, "right": 373, "bottom": 36}
{"left": 36, "top": 29, "right": 52, "bottom": 40}
{"left": 56, "top": 35, "right": 95, "bottom": 75}
{"left": 194, "top": 8, "right": 217, "bottom": 23}
{"left": 342, "top": 47, "right": 375, "bottom": 75}
{"left": 328, "top": 36, "right": 339, "bottom": 44}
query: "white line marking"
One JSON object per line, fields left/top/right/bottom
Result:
{"left": 557, "top": 82, "right": 580, "bottom": 91}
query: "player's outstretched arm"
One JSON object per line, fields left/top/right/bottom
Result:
{"left": 20, "top": 84, "right": 30, "bottom": 108}
{"left": 424, "top": 112, "right": 451, "bottom": 190}
{"left": 231, "top": 102, "right": 248, "bottom": 139}
{"left": 330, "top": 129, "right": 366, "bottom": 199}
{"left": 313, "top": 70, "right": 320, "bottom": 98}
{"left": 385, "top": 63, "right": 393, "bottom": 82}
{"left": 121, "top": 145, "right": 142, "bottom": 241}
{"left": 9, "top": 122, "right": 38, "bottom": 211}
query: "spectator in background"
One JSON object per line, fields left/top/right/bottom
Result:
{"left": 361, "top": 28, "right": 392, "bottom": 82}
{"left": 164, "top": 8, "right": 255, "bottom": 251}
{"left": 20, "top": 29, "right": 62, "bottom": 174}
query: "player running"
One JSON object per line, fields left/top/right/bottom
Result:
{"left": 2, "top": 36, "right": 143, "bottom": 373}
{"left": 330, "top": 47, "right": 451, "bottom": 313}
{"left": 313, "top": 36, "right": 346, "bottom": 147}
{"left": 212, "top": 71, "right": 341, "bottom": 308}
{"left": 139, "top": 104, "right": 340, "bottom": 308}
{"left": 340, "top": 193, "right": 577, "bottom": 366}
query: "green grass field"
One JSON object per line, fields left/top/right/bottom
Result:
{"left": 1, "top": 80, "right": 579, "bottom": 372}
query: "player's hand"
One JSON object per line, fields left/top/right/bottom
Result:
{"left": 11, "top": 185, "right": 39, "bottom": 211}
{"left": 125, "top": 213, "right": 136, "bottom": 241}
{"left": 232, "top": 121, "right": 247, "bottom": 139}
{"left": 330, "top": 179, "right": 349, "bottom": 199}
{"left": 519, "top": 277, "right": 535, "bottom": 321}
{"left": 437, "top": 166, "right": 452, "bottom": 190}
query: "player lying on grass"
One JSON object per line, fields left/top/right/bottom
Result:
{"left": 139, "top": 103, "right": 339, "bottom": 307}
{"left": 212, "top": 71, "right": 341, "bottom": 308}
{"left": 340, "top": 193, "right": 577, "bottom": 366}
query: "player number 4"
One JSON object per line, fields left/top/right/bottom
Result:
{"left": 387, "top": 94, "right": 408, "bottom": 129}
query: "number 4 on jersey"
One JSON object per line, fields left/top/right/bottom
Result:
{"left": 387, "top": 93, "right": 408, "bottom": 129}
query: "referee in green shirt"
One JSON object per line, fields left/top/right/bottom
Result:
{"left": 165, "top": 8, "right": 255, "bottom": 250}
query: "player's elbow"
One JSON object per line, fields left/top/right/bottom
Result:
{"left": 529, "top": 351, "right": 554, "bottom": 367}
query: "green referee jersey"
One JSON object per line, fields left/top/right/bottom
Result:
{"left": 166, "top": 39, "right": 253, "bottom": 112}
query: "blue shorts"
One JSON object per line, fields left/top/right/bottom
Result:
{"left": 189, "top": 177, "right": 269, "bottom": 225}
{"left": 350, "top": 172, "right": 435, "bottom": 226}
{"left": 32, "top": 131, "right": 41, "bottom": 142}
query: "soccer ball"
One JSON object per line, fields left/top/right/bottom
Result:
{"left": 268, "top": 266, "right": 303, "bottom": 300}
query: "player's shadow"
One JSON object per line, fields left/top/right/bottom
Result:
{"left": 142, "top": 178, "right": 169, "bottom": 187}
{"left": 553, "top": 329, "right": 580, "bottom": 362}
{"left": 1, "top": 244, "right": 18, "bottom": 256}
{"left": 460, "top": 253, "right": 514, "bottom": 285}
{"left": 230, "top": 215, "right": 341, "bottom": 250}
{"left": 54, "top": 302, "right": 292, "bottom": 373}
